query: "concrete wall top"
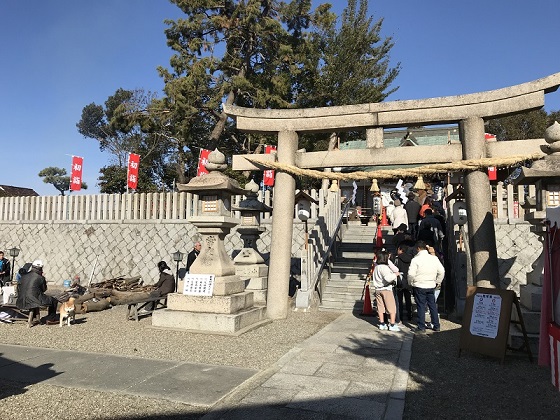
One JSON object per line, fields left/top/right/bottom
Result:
{"left": 224, "top": 73, "right": 560, "bottom": 132}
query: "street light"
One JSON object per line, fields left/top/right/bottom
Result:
{"left": 172, "top": 250, "right": 184, "bottom": 292}
{"left": 8, "top": 247, "right": 20, "bottom": 283}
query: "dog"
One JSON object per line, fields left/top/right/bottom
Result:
{"left": 59, "top": 297, "right": 76, "bottom": 327}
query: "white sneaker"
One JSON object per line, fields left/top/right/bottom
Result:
{"left": 388, "top": 324, "right": 401, "bottom": 332}
{"left": 378, "top": 323, "right": 388, "bottom": 330}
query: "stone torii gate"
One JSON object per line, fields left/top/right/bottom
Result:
{"left": 226, "top": 73, "right": 560, "bottom": 319}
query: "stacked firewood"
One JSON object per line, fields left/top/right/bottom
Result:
{"left": 90, "top": 275, "right": 150, "bottom": 291}
{"left": 58, "top": 276, "right": 157, "bottom": 314}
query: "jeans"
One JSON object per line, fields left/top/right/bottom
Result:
{"left": 413, "top": 287, "right": 440, "bottom": 330}
{"left": 397, "top": 288, "right": 413, "bottom": 320}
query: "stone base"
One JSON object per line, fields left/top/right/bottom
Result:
{"left": 245, "top": 276, "right": 267, "bottom": 290}
{"left": 167, "top": 292, "right": 254, "bottom": 314}
{"left": 519, "top": 283, "right": 542, "bottom": 312}
{"left": 236, "top": 264, "right": 268, "bottom": 278}
{"left": 249, "top": 289, "right": 267, "bottom": 306}
{"left": 151, "top": 306, "right": 268, "bottom": 335}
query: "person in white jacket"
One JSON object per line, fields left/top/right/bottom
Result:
{"left": 371, "top": 251, "right": 400, "bottom": 332}
{"left": 389, "top": 199, "right": 408, "bottom": 234}
{"left": 408, "top": 240, "right": 445, "bottom": 332}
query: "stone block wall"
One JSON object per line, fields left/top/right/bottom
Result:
{"left": 495, "top": 222, "right": 542, "bottom": 294}
{"left": 0, "top": 219, "right": 307, "bottom": 286}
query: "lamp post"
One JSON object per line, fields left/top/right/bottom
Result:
{"left": 8, "top": 247, "right": 20, "bottom": 283}
{"left": 172, "top": 250, "right": 184, "bottom": 292}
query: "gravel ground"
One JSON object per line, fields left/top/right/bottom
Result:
{"left": 0, "top": 299, "right": 340, "bottom": 420}
{"left": 403, "top": 315, "right": 560, "bottom": 420}
{"left": 3, "top": 295, "right": 560, "bottom": 420}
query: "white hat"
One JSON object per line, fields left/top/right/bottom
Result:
{"left": 32, "top": 259, "right": 43, "bottom": 268}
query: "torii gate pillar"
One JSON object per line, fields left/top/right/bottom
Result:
{"left": 460, "top": 117, "right": 500, "bottom": 287}
{"left": 267, "top": 130, "right": 298, "bottom": 319}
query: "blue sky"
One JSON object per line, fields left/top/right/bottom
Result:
{"left": 1, "top": 0, "right": 559, "bottom": 196}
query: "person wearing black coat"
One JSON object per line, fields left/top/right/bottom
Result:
{"left": 395, "top": 244, "right": 414, "bottom": 321}
{"left": 141, "top": 261, "right": 175, "bottom": 313}
{"left": 186, "top": 242, "right": 201, "bottom": 272}
{"left": 16, "top": 260, "right": 58, "bottom": 324}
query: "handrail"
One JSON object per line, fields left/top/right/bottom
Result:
{"left": 312, "top": 199, "right": 352, "bottom": 299}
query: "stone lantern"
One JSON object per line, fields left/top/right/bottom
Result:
{"left": 152, "top": 149, "right": 267, "bottom": 334}
{"left": 232, "top": 179, "right": 272, "bottom": 305}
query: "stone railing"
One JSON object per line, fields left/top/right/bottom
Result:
{"left": 492, "top": 182, "right": 536, "bottom": 224}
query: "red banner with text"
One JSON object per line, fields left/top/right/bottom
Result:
{"left": 70, "top": 156, "right": 83, "bottom": 191}
{"left": 197, "top": 149, "right": 211, "bottom": 177}
{"left": 127, "top": 153, "right": 140, "bottom": 190}
{"left": 263, "top": 145, "right": 277, "bottom": 186}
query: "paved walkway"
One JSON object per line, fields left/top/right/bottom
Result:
{"left": 0, "top": 313, "right": 413, "bottom": 419}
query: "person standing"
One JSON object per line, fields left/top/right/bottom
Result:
{"left": 395, "top": 243, "right": 414, "bottom": 322}
{"left": 408, "top": 241, "right": 445, "bottom": 333}
{"left": 389, "top": 199, "right": 408, "bottom": 235}
{"left": 186, "top": 241, "right": 201, "bottom": 273}
{"left": 0, "top": 251, "right": 11, "bottom": 286}
{"left": 16, "top": 260, "right": 58, "bottom": 325}
{"left": 371, "top": 251, "right": 400, "bottom": 332}
{"left": 404, "top": 193, "right": 421, "bottom": 239}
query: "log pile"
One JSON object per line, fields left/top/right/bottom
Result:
{"left": 90, "top": 276, "right": 151, "bottom": 292}
{"left": 58, "top": 276, "right": 157, "bottom": 314}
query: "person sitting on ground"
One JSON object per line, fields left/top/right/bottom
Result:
{"left": 140, "top": 261, "right": 175, "bottom": 313}
{"left": 186, "top": 241, "right": 201, "bottom": 273}
{"left": 16, "top": 260, "right": 58, "bottom": 325}
{"left": 371, "top": 250, "right": 400, "bottom": 332}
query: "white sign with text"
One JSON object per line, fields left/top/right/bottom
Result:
{"left": 470, "top": 293, "right": 502, "bottom": 339}
{"left": 183, "top": 274, "right": 215, "bottom": 296}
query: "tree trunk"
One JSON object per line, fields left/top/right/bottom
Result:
{"left": 82, "top": 299, "right": 111, "bottom": 313}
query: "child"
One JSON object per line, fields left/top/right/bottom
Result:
{"left": 371, "top": 250, "right": 400, "bottom": 332}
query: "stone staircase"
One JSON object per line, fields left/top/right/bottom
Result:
{"left": 319, "top": 224, "right": 390, "bottom": 312}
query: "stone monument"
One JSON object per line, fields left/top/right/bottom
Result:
{"left": 152, "top": 149, "right": 267, "bottom": 334}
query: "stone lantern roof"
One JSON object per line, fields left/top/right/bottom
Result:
{"left": 514, "top": 121, "right": 560, "bottom": 184}
{"left": 232, "top": 179, "right": 272, "bottom": 212}
{"left": 177, "top": 149, "right": 246, "bottom": 195}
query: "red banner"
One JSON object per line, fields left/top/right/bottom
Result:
{"left": 197, "top": 149, "right": 211, "bottom": 177}
{"left": 263, "top": 145, "right": 277, "bottom": 186}
{"left": 127, "top": 153, "right": 140, "bottom": 190}
{"left": 70, "top": 156, "right": 83, "bottom": 191}
{"left": 487, "top": 166, "right": 497, "bottom": 181}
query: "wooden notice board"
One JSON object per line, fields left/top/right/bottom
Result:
{"left": 459, "top": 286, "right": 515, "bottom": 362}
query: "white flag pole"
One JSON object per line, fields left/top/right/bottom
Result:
{"left": 126, "top": 153, "right": 130, "bottom": 194}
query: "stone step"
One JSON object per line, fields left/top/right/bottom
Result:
{"left": 323, "top": 282, "right": 364, "bottom": 298}
{"left": 509, "top": 326, "right": 538, "bottom": 359}
{"left": 333, "top": 257, "right": 373, "bottom": 266}
{"left": 340, "top": 250, "right": 376, "bottom": 260}
{"left": 339, "top": 242, "right": 375, "bottom": 250}
{"left": 319, "top": 300, "right": 363, "bottom": 312}
{"left": 519, "top": 283, "right": 542, "bottom": 312}
{"left": 328, "top": 272, "right": 369, "bottom": 282}
{"left": 331, "top": 265, "right": 371, "bottom": 275}
{"left": 511, "top": 306, "right": 540, "bottom": 334}
{"left": 340, "top": 236, "right": 376, "bottom": 244}
{"left": 322, "top": 292, "right": 365, "bottom": 303}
